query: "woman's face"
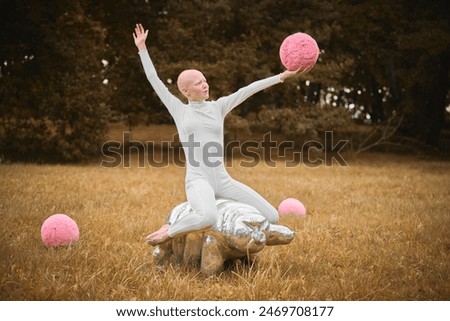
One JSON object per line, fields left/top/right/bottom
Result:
{"left": 178, "top": 69, "right": 209, "bottom": 101}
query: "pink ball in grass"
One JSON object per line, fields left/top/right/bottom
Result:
{"left": 41, "top": 214, "right": 79, "bottom": 247}
{"left": 279, "top": 32, "right": 320, "bottom": 71}
{"left": 278, "top": 198, "right": 306, "bottom": 217}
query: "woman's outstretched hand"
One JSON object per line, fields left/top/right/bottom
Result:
{"left": 280, "top": 65, "right": 313, "bottom": 81}
{"left": 133, "top": 23, "right": 148, "bottom": 51}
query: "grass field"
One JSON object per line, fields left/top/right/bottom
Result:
{"left": 0, "top": 125, "right": 449, "bottom": 301}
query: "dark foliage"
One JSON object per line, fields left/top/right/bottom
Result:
{"left": 1, "top": 0, "right": 449, "bottom": 162}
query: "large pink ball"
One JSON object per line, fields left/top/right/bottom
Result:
{"left": 41, "top": 214, "right": 79, "bottom": 247}
{"left": 279, "top": 32, "right": 320, "bottom": 71}
{"left": 278, "top": 198, "right": 306, "bottom": 217}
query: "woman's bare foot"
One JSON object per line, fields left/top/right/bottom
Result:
{"left": 146, "top": 224, "right": 171, "bottom": 246}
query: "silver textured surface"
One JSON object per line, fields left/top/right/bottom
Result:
{"left": 153, "top": 198, "right": 295, "bottom": 276}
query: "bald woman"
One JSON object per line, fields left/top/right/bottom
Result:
{"left": 133, "top": 24, "right": 310, "bottom": 245}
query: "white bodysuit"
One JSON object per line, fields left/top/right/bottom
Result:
{"left": 139, "top": 49, "right": 281, "bottom": 237}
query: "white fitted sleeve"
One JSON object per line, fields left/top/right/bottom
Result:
{"left": 217, "top": 75, "right": 282, "bottom": 116}
{"left": 138, "top": 49, "right": 184, "bottom": 117}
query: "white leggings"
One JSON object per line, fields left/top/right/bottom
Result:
{"left": 167, "top": 176, "right": 279, "bottom": 238}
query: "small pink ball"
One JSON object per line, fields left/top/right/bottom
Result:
{"left": 279, "top": 32, "right": 320, "bottom": 71}
{"left": 41, "top": 214, "right": 79, "bottom": 247}
{"left": 278, "top": 198, "right": 306, "bottom": 217}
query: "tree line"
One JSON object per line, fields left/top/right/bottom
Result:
{"left": 1, "top": 0, "right": 449, "bottom": 162}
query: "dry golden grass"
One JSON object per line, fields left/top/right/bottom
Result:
{"left": 105, "top": 122, "right": 178, "bottom": 143}
{"left": 1, "top": 126, "right": 449, "bottom": 301}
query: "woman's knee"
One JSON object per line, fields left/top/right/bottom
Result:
{"left": 203, "top": 212, "right": 218, "bottom": 228}
{"left": 261, "top": 204, "right": 279, "bottom": 223}
{"left": 196, "top": 204, "right": 218, "bottom": 228}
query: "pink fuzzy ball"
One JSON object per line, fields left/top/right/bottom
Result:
{"left": 41, "top": 214, "right": 79, "bottom": 247}
{"left": 278, "top": 198, "right": 306, "bottom": 217}
{"left": 279, "top": 32, "right": 320, "bottom": 71}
